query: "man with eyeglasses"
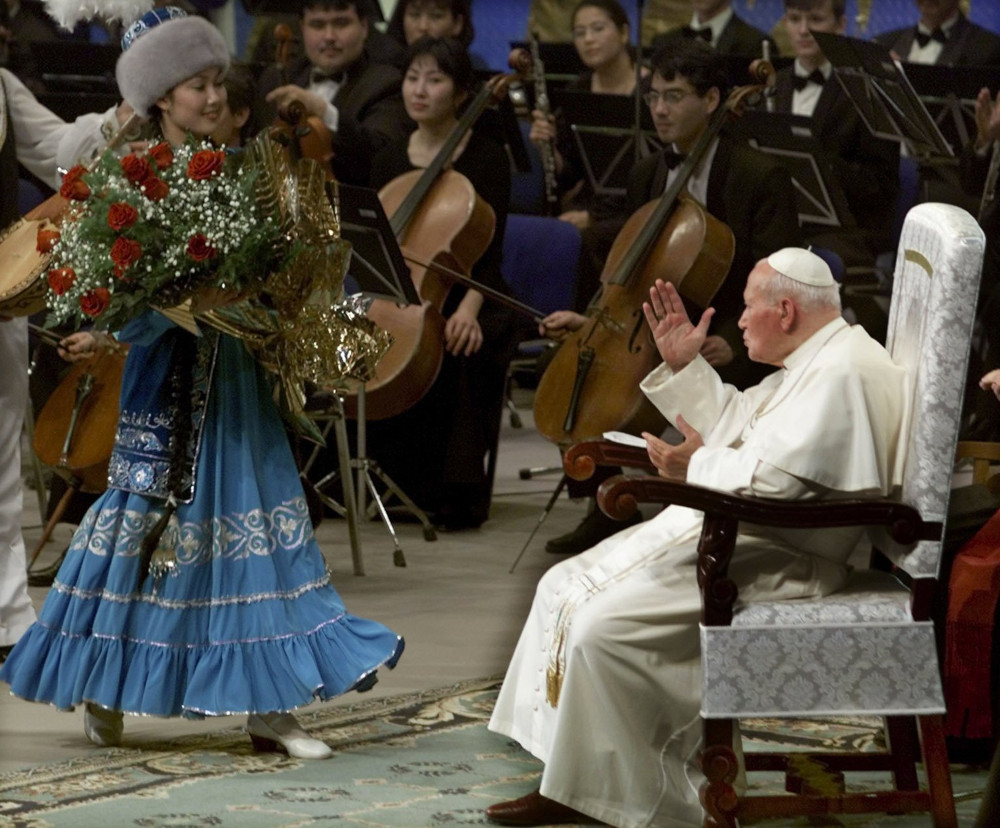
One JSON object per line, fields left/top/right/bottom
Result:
{"left": 539, "top": 39, "right": 801, "bottom": 558}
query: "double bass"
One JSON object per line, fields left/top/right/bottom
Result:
{"left": 533, "top": 62, "right": 773, "bottom": 447}
{"left": 342, "top": 51, "right": 532, "bottom": 421}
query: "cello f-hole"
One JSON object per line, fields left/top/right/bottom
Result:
{"left": 626, "top": 309, "right": 646, "bottom": 354}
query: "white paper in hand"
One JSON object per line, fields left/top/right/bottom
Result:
{"left": 603, "top": 431, "right": 647, "bottom": 448}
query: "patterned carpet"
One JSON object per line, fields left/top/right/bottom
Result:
{"left": 0, "top": 678, "right": 987, "bottom": 827}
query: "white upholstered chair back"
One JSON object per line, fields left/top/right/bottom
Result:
{"left": 881, "top": 203, "right": 985, "bottom": 579}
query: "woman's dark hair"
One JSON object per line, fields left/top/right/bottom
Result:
{"left": 387, "top": 0, "right": 474, "bottom": 49}
{"left": 405, "top": 35, "right": 475, "bottom": 96}
{"left": 224, "top": 61, "right": 260, "bottom": 143}
{"left": 571, "top": 0, "right": 629, "bottom": 32}
{"left": 649, "top": 38, "right": 728, "bottom": 99}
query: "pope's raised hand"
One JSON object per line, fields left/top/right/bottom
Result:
{"left": 642, "top": 279, "right": 714, "bottom": 372}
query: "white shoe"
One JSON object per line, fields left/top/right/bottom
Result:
{"left": 83, "top": 703, "right": 123, "bottom": 747}
{"left": 246, "top": 712, "right": 332, "bottom": 760}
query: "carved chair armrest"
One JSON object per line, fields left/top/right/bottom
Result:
{"left": 598, "top": 474, "right": 942, "bottom": 626}
{"left": 564, "top": 439, "right": 657, "bottom": 481}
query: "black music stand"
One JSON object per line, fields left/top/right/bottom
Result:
{"left": 810, "top": 31, "right": 953, "bottom": 161}
{"left": 549, "top": 88, "right": 662, "bottom": 198}
{"left": 733, "top": 110, "right": 855, "bottom": 230}
{"left": 301, "top": 184, "right": 435, "bottom": 573}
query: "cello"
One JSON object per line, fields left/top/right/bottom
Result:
{"left": 28, "top": 327, "right": 126, "bottom": 566}
{"left": 533, "top": 62, "right": 773, "bottom": 447}
{"left": 342, "top": 50, "right": 532, "bottom": 421}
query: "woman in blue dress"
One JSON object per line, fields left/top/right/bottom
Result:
{"left": 0, "top": 7, "right": 403, "bottom": 761}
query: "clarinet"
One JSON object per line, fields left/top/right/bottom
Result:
{"left": 530, "top": 32, "right": 559, "bottom": 217}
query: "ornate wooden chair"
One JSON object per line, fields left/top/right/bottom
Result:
{"left": 567, "top": 203, "right": 985, "bottom": 827}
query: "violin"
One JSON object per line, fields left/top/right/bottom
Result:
{"left": 269, "top": 24, "right": 336, "bottom": 181}
{"left": 533, "top": 62, "right": 774, "bottom": 447}
{"left": 342, "top": 49, "right": 533, "bottom": 421}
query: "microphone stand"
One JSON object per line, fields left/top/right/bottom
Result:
{"left": 633, "top": 0, "right": 646, "bottom": 165}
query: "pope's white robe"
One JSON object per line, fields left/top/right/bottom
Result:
{"left": 489, "top": 318, "right": 909, "bottom": 828}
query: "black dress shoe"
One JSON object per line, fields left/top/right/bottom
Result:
{"left": 485, "top": 789, "right": 599, "bottom": 825}
{"left": 545, "top": 504, "right": 642, "bottom": 555}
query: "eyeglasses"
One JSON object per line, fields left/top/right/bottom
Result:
{"left": 642, "top": 89, "right": 697, "bottom": 107}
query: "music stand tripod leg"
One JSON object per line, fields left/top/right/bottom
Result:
{"left": 26, "top": 479, "right": 78, "bottom": 572}
{"left": 329, "top": 396, "right": 364, "bottom": 576}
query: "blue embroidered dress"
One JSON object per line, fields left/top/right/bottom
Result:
{"left": 1, "top": 312, "right": 403, "bottom": 717}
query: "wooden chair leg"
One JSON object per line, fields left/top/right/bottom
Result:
{"left": 885, "top": 715, "right": 920, "bottom": 790}
{"left": 701, "top": 719, "right": 739, "bottom": 828}
{"left": 918, "top": 714, "right": 958, "bottom": 828}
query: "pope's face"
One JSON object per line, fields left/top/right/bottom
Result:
{"left": 738, "top": 264, "right": 788, "bottom": 365}
{"left": 302, "top": 5, "right": 368, "bottom": 76}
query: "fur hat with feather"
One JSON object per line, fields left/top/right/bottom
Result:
{"left": 43, "top": 2, "right": 230, "bottom": 116}
{"left": 116, "top": 8, "right": 231, "bottom": 116}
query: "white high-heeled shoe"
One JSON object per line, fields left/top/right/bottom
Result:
{"left": 246, "top": 712, "right": 333, "bottom": 760}
{"left": 83, "top": 703, "right": 124, "bottom": 747}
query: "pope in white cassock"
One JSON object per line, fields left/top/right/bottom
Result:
{"left": 486, "top": 247, "right": 911, "bottom": 828}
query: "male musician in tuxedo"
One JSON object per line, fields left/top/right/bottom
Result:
{"left": 542, "top": 39, "right": 802, "bottom": 555}
{"left": 875, "top": 0, "right": 1000, "bottom": 67}
{"left": 650, "top": 0, "right": 776, "bottom": 61}
{"left": 770, "top": 0, "right": 900, "bottom": 271}
{"left": 258, "top": 0, "right": 412, "bottom": 186}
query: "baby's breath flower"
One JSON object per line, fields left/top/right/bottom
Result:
{"left": 44, "top": 138, "right": 291, "bottom": 330}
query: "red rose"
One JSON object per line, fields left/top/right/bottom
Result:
{"left": 80, "top": 287, "right": 111, "bottom": 318}
{"left": 107, "top": 202, "right": 139, "bottom": 232}
{"left": 46, "top": 267, "right": 76, "bottom": 295}
{"left": 187, "top": 149, "right": 225, "bottom": 181}
{"left": 121, "top": 154, "right": 152, "bottom": 185}
{"left": 110, "top": 236, "right": 142, "bottom": 269}
{"left": 148, "top": 142, "right": 174, "bottom": 170}
{"left": 36, "top": 227, "right": 60, "bottom": 253}
{"left": 186, "top": 233, "right": 217, "bottom": 262}
{"left": 141, "top": 176, "right": 169, "bottom": 201}
{"left": 59, "top": 165, "right": 90, "bottom": 201}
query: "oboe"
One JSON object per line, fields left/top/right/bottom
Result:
{"left": 530, "top": 31, "right": 559, "bottom": 216}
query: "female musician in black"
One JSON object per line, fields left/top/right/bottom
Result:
{"left": 366, "top": 36, "right": 515, "bottom": 531}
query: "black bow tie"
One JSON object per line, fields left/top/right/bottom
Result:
{"left": 681, "top": 25, "right": 712, "bottom": 43}
{"left": 792, "top": 69, "right": 826, "bottom": 91}
{"left": 311, "top": 69, "right": 345, "bottom": 85}
{"left": 914, "top": 27, "right": 947, "bottom": 48}
{"left": 663, "top": 149, "right": 688, "bottom": 169}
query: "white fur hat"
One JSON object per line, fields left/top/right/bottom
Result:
{"left": 766, "top": 247, "right": 835, "bottom": 287}
{"left": 116, "top": 8, "right": 231, "bottom": 115}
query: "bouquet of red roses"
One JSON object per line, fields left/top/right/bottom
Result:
{"left": 42, "top": 137, "right": 293, "bottom": 331}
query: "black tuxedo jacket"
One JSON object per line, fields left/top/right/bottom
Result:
{"left": 625, "top": 135, "right": 801, "bottom": 385}
{"left": 874, "top": 12, "right": 1000, "bottom": 67}
{"left": 258, "top": 52, "right": 413, "bottom": 186}
{"left": 651, "top": 14, "right": 776, "bottom": 59}
{"left": 772, "top": 67, "right": 900, "bottom": 255}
